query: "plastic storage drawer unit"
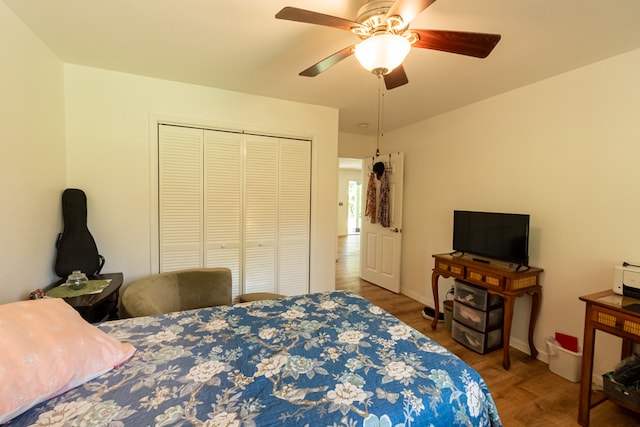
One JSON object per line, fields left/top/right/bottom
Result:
{"left": 453, "top": 302, "right": 504, "bottom": 333}
{"left": 452, "top": 320, "right": 503, "bottom": 354}
{"left": 602, "top": 372, "right": 640, "bottom": 410}
{"left": 454, "top": 280, "right": 502, "bottom": 311}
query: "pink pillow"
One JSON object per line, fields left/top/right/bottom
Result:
{"left": 0, "top": 298, "right": 135, "bottom": 423}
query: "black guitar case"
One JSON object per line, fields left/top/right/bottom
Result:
{"left": 54, "top": 188, "right": 105, "bottom": 278}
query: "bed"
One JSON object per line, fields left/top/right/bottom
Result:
{"left": 4, "top": 291, "right": 501, "bottom": 426}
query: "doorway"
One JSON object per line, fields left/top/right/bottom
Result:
{"left": 337, "top": 158, "right": 363, "bottom": 236}
{"left": 347, "top": 180, "right": 362, "bottom": 234}
{"left": 338, "top": 158, "right": 363, "bottom": 281}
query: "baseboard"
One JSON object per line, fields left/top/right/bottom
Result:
{"left": 509, "top": 336, "right": 548, "bottom": 363}
{"left": 401, "top": 288, "right": 430, "bottom": 307}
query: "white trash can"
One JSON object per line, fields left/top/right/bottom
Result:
{"left": 547, "top": 337, "right": 582, "bottom": 382}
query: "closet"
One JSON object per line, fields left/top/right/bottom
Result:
{"left": 158, "top": 124, "right": 311, "bottom": 298}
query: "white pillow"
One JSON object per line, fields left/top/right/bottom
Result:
{"left": 0, "top": 298, "right": 135, "bottom": 423}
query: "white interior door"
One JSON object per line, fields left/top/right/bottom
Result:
{"left": 158, "top": 125, "right": 204, "bottom": 272}
{"left": 359, "top": 152, "right": 404, "bottom": 293}
{"left": 204, "top": 129, "right": 243, "bottom": 297}
{"left": 244, "top": 135, "right": 278, "bottom": 294}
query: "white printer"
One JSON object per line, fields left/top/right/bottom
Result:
{"left": 613, "top": 264, "right": 640, "bottom": 299}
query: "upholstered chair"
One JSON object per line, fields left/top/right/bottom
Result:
{"left": 120, "top": 268, "right": 232, "bottom": 318}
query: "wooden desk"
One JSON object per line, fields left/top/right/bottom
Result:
{"left": 431, "top": 253, "right": 543, "bottom": 369}
{"left": 578, "top": 290, "right": 640, "bottom": 426}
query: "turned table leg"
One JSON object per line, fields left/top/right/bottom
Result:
{"left": 528, "top": 289, "right": 541, "bottom": 359}
{"left": 431, "top": 272, "right": 442, "bottom": 330}
{"left": 501, "top": 295, "right": 516, "bottom": 370}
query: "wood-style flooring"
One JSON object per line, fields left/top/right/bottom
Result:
{"left": 335, "top": 235, "right": 640, "bottom": 427}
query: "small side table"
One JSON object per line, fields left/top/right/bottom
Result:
{"left": 50, "top": 272, "right": 123, "bottom": 323}
{"left": 578, "top": 290, "right": 640, "bottom": 426}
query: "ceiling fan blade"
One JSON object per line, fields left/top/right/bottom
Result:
{"left": 384, "top": 65, "right": 409, "bottom": 90}
{"left": 412, "top": 29, "right": 501, "bottom": 58}
{"left": 276, "top": 6, "right": 363, "bottom": 32}
{"left": 385, "top": 0, "right": 437, "bottom": 25}
{"left": 299, "top": 45, "right": 356, "bottom": 77}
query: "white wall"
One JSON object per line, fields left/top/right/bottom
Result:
{"left": 0, "top": 3, "right": 66, "bottom": 303}
{"left": 63, "top": 65, "right": 339, "bottom": 294}
{"left": 381, "top": 48, "right": 640, "bottom": 377}
{"left": 338, "top": 132, "right": 376, "bottom": 159}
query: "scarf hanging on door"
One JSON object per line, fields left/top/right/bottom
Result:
{"left": 364, "top": 171, "right": 377, "bottom": 224}
{"left": 377, "top": 170, "right": 390, "bottom": 227}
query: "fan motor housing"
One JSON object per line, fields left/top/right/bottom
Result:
{"left": 355, "top": 1, "right": 406, "bottom": 37}
{"left": 356, "top": 0, "right": 393, "bottom": 20}
{"left": 356, "top": 1, "right": 392, "bottom": 23}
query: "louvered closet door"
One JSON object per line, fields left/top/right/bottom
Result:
{"left": 158, "top": 125, "right": 311, "bottom": 297}
{"left": 158, "top": 125, "right": 203, "bottom": 271}
{"left": 278, "top": 138, "right": 311, "bottom": 295}
{"left": 244, "top": 135, "right": 278, "bottom": 294}
{"left": 204, "top": 130, "right": 242, "bottom": 297}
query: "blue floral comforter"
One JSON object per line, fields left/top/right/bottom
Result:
{"left": 9, "top": 291, "right": 501, "bottom": 426}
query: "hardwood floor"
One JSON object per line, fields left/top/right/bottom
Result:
{"left": 336, "top": 235, "right": 640, "bottom": 427}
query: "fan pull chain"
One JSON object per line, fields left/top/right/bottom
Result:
{"left": 375, "top": 76, "right": 385, "bottom": 157}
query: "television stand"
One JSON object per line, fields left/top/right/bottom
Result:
{"left": 431, "top": 253, "right": 543, "bottom": 369}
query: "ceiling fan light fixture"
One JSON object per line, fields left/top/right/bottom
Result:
{"left": 355, "top": 34, "right": 411, "bottom": 75}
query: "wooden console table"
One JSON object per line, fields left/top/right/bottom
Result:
{"left": 578, "top": 290, "right": 640, "bottom": 426}
{"left": 431, "top": 253, "right": 543, "bottom": 369}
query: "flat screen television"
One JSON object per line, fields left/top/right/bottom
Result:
{"left": 453, "top": 210, "right": 530, "bottom": 266}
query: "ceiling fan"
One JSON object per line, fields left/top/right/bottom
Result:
{"left": 276, "top": 0, "right": 501, "bottom": 90}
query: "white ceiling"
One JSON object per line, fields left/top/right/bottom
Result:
{"left": 4, "top": 0, "right": 640, "bottom": 136}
